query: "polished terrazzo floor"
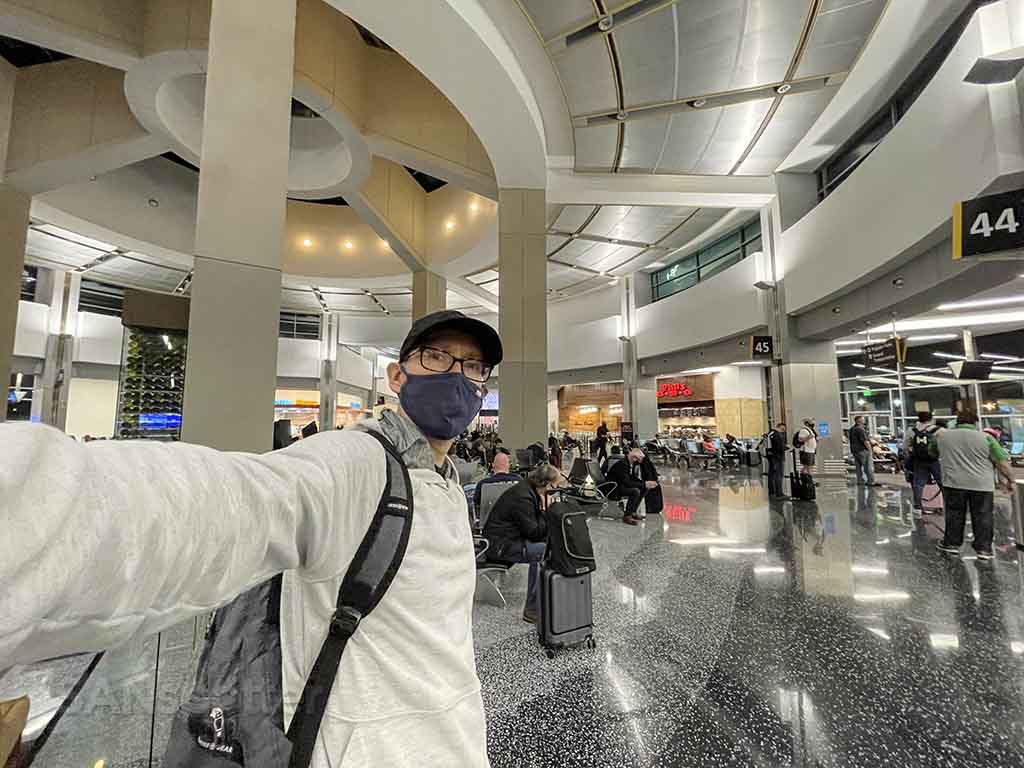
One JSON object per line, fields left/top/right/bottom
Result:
{"left": 475, "top": 467, "right": 1024, "bottom": 768}
{"left": 9, "top": 466, "right": 1024, "bottom": 767}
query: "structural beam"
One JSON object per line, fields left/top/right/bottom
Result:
{"left": 547, "top": 169, "right": 776, "bottom": 208}
{"left": 446, "top": 275, "right": 499, "bottom": 314}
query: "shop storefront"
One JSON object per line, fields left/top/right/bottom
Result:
{"left": 558, "top": 383, "right": 623, "bottom": 437}
{"left": 274, "top": 388, "right": 370, "bottom": 436}
{"left": 656, "top": 375, "right": 716, "bottom": 436}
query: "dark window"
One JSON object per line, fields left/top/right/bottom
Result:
{"left": 20, "top": 265, "right": 37, "bottom": 302}
{"left": 79, "top": 279, "right": 124, "bottom": 317}
{"left": 0, "top": 36, "right": 70, "bottom": 68}
{"left": 405, "top": 167, "right": 447, "bottom": 193}
{"left": 7, "top": 372, "right": 35, "bottom": 421}
{"left": 280, "top": 311, "right": 321, "bottom": 340}
{"left": 816, "top": 1, "right": 986, "bottom": 201}
{"left": 650, "top": 218, "right": 761, "bottom": 302}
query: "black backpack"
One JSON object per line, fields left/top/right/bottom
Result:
{"left": 544, "top": 499, "right": 596, "bottom": 576}
{"left": 911, "top": 425, "right": 936, "bottom": 463}
{"left": 163, "top": 431, "right": 413, "bottom": 768}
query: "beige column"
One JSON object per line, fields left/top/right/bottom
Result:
{"left": 180, "top": 0, "right": 296, "bottom": 453}
{"left": 498, "top": 188, "right": 547, "bottom": 451}
{"left": 412, "top": 271, "right": 446, "bottom": 320}
{"left": 0, "top": 187, "right": 30, "bottom": 420}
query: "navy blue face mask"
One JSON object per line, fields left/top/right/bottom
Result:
{"left": 399, "top": 367, "right": 485, "bottom": 440}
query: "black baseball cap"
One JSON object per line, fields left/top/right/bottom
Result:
{"left": 400, "top": 310, "right": 503, "bottom": 367}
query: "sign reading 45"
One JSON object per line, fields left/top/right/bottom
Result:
{"left": 954, "top": 189, "right": 1024, "bottom": 259}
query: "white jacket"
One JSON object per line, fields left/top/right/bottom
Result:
{"left": 0, "top": 421, "right": 488, "bottom": 767}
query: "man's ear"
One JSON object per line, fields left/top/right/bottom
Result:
{"left": 387, "top": 361, "right": 405, "bottom": 396}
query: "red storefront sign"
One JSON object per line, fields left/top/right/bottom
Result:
{"left": 657, "top": 382, "right": 694, "bottom": 399}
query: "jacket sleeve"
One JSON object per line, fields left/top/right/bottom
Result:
{"left": 509, "top": 490, "right": 546, "bottom": 542}
{"left": 0, "top": 423, "right": 388, "bottom": 668}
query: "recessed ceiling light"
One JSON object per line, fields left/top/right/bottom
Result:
{"left": 831, "top": 306, "right": 841, "bottom": 314}
{"left": 470, "top": 201, "right": 479, "bottom": 212}
{"left": 445, "top": 221, "right": 455, "bottom": 230}
{"left": 776, "top": 83, "right": 792, "bottom": 94}
{"left": 616, "top": 111, "right": 628, "bottom": 121}
{"left": 892, "top": 277, "right": 905, "bottom": 287}
{"left": 148, "top": 198, "right": 160, "bottom": 208}
{"left": 691, "top": 98, "right": 707, "bottom": 108}
{"left": 302, "top": 238, "right": 313, "bottom": 248}
{"left": 344, "top": 241, "right": 354, "bottom": 250}
{"left": 381, "top": 239, "right": 390, "bottom": 248}
{"left": 597, "top": 14, "right": 613, "bottom": 32}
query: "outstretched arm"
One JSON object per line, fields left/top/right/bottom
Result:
{"left": 0, "top": 424, "right": 386, "bottom": 667}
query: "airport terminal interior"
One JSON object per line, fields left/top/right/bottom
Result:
{"left": 2, "top": 0, "right": 1024, "bottom": 765}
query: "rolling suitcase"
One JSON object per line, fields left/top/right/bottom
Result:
{"left": 537, "top": 567, "right": 595, "bottom": 657}
{"left": 790, "top": 451, "right": 816, "bottom": 501}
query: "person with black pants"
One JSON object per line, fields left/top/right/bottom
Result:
{"left": 766, "top": 422, "right": 787, "bottom": 498}
{"left": 605, "top": 448, "right": 655, "bottom": 525}
{"left": 594, "top": 421, "right": 610, "bottom": 463}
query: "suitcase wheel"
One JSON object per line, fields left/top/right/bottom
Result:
{"left": 585, "top": 636, "right": 596, "bottom": 650}
{"left": 545, "top": 648, "right": 556, "bottom": 659}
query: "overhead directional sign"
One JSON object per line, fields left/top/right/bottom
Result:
{"left": 953, "top": 188, "right": 1024, "bottom": 260}
{"left": 863, "top": 338, "right": 906, "bottom": 367}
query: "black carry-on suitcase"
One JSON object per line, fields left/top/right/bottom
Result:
{"left": 790, "top": 451, "right": 816, "bottom": 501}
{"left": 538, "top": 567, "right": 595, "bottom": 657}
{"left": 538, "top": 499, "right": 596, "bottom": 657}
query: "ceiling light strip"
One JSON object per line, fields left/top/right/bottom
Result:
{"left": 173, "top": 269, "right": 194, "bottom": 295}
{"left": 550, "top": 0, "right": 677, "bottom": 47}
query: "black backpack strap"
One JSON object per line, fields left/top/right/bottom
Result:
{"left": 286, "top": 430, "right": 414, "bottom": 768}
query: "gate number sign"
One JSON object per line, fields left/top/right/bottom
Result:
{"left": 750, "top": 335, "right": 774, "bottom": 360}
{"left": 953, "top": 189, "right": 1024, "bottom": 260}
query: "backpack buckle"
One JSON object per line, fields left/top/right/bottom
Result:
{"left": 329, "top": 606, "right": 362, "bottom": 637}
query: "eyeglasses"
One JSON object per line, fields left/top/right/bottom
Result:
{"left": 408, "top": 346, "right": 493, "bottom": 383}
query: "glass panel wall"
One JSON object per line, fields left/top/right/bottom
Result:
{"left": 650, "top": 218, "right": 762, "bottom": 303}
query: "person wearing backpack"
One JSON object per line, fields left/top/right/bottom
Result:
{"left": 794, "top": 419, "right": 819, "bottom": 475}
{"left": 903, "top": 410, "right": 943, "bottom": 511}
{"left": 0, "top": 309, "right": 502, "bottom": 768}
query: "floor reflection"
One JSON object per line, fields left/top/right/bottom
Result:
{"left": 478, "top": 466, "right": 1024, "bottom": 767}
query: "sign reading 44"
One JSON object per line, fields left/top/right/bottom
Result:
{"left": 954, "top": 189, "right": 1024, "bottom": 260}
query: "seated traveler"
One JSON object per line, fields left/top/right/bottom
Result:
{"left": 601, "top": 444, "right": 624, "bottom": 475}
{"left": 473, "top": 450, "right": 520, "bottom": 513}
{"left": 482, "top": 464, "right": 560, "bottom": 623}
{"left": 605, "top": 448, "right": 656, "bottom": 526}
{"left": 701, "top": 434, "right": 717, "bottom": 455}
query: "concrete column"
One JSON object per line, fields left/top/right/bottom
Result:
{"left": 619, "top": 276, "right": 658, "bottom": 440}
{"left": 412, "top": 271, "right": 446, "bottom": 320}
{"left": 180, "top": 0, "right": 297, "bottom": 453}
{"left": 0, "top": 187, "right": 30, "bottom": 419}
{"left": 39, "top": 270, "right": 80, "bottom": 430}
{"left": 318, "top": 313, "right": 340, "bottom": 431}
{"left": 498, "top": 188, "right": 547, "bottom": 451}
{"left": 765, "top": 193, "right": 844, "bottom": 469}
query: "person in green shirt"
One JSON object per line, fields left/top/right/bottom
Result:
{"left": 933, "top": 405, "right": 1014, "bottom": 560}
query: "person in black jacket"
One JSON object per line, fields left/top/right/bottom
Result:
{"left": 640, "top": 452, "right": 663, "bottom": 515}
{"left": 766, "top": 422, "right": 787, "bottom": 498}
{"left": 482, "top": 463, "right": 560, "bottom": 623}
{"left": 606, "top": 448, "right": 656, "bottom": 525}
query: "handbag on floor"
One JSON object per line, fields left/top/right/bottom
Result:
{"left": 921, "top": 484, "right": 944, "bottom": 513}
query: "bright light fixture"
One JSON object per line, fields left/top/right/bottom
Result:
{"left": 905, "top": 334, "right": 958, "bottom": 342}
{"left": 853, "top": 591, "right": 910, "bottom": 602}
{"left": 302, "top": 238, "right": 313, "bottom": 248}
{"left": 678, "top": 367, "right": 724, "bottom": 375}
{"left": 470, "top": 201, "right": 479, "bottom": 212}
{"left": 992, "top": 366, "right": 1024, "bottom": 373}
{"left": 980, "top": 353, "right": 1021, "bottom": 362}
{"left": 865, "top": 310, "right": 1024, "bottom": 334}
{"left": 834, "top": 340, "right": 867, "bottom": 347}
{"left": 933, "top": 352, "right": 968, "bottom": 360}
{"left": 445, "top": 221, "right": 456, "bottom": 230}
{"left": 344, "top": 241, "right": 353, "bottom": 250}
{"left": 161, "top": 334, "right": 172, "bottom": 351}
{"left": 937, "top": 295, "right": 1024, "bottom": 311}
{"left": 753, "top": 566, "right": 785, "bottom": 574}
{"left": 851, "top": 565, "right": 889, "bottom": 575}
{"left": 852, "top": 363, "right": 866, "bottom": 369}
{"left": 730, "top": 361, "right": 766, "bottom": 366}
{"left": 836, "top": 350, "right": 861, "bottom": 356}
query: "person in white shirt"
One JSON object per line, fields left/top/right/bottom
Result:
{"left": 0, "top": 309, "right": 501, "bottom": 768}
{"left": 796, "top": 418, "right": 819, "bottom": 475}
